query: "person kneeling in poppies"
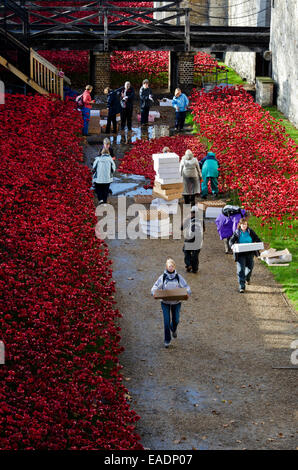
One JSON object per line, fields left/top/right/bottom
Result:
{"left": 229, "top": 218, "right": 261, "bottom": 293}
{"left": 151, "top": 258, "right": 191, "bottom": 348}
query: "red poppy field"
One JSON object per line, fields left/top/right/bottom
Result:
{"left": 39, "top": 50, "right": 225, "bottom": 89}
{"left": 189, "top": 86, "right": 298, "bottom": 227}
{"left": 120, "top": 86, "right": 297, "bottom": 231}
{"left": 0, "top": 95, "right": 142, "bottom": 450}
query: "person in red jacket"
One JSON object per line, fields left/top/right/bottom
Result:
{"left": 82, "top": 85, "right": 95, "bottom": 136}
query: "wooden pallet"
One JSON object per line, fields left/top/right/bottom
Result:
{"left": 197, "top": 200, "right": 227, "bottom": 211}
{"left": 138, "top": 209, "right": 169, "bottom": 221}
{"left": 154, "top": 181, "right": 184, "bottom": 191}
{"left": 133, "top": 195, "right": 154, "bottom": 204}
{"left": 152, "top": 190, "right": 181, "bottom": 201}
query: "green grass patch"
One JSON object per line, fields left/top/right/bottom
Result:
{"left": 217, "top": 62, "right": 246, "bottom": 85}
{"left": 186, "top": 111, "right": 297, "bottom": 311}
{"left": 264, "top": 106, "right": 298, "bottom": 144}
{"left": 249, "top": 216, "right": 297, "bottom": 311}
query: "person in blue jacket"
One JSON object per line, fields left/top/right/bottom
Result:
{"left": 104, "top": 86, "right": 121, "bottom": 134}
{"left": 229, "top": 218, "right": 261, "bottom": 293}
{"left": 172, "top": 88, "right": 189, "bottom": 131}
{"left": 199, "top": 151, "right": 219, "bottom": 199}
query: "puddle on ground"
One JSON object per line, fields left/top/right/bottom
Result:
{"left": 107, "top": 124, "right": 170, "bottom": 145}
{"left": 110, "top": 173, "right": 151, "bottom": 196}
{"left": 109, "top": 182, "right": 138, "bottom": 195}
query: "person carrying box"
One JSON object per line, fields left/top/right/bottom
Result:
{"left": 151, "top": 258, "right": 191, "bottom": 348}
{"left": 229, "top": 218, "right": 262, "bottom": 293}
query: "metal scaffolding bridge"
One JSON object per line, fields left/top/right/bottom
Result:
{"left": 1, "top": 0, "right": 270, "bottom": 52}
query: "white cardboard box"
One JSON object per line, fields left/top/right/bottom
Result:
{"left": 154, "top": 161, "right": 180, "bottom": 169}
{"left": 151, "top": 197, "right": 178, "bottom": 204}
{"left": 156, "top": 169, "right": 180, "bottom": 178}
{"left": 140, "top": 219, "right": 171, "bottom": 229}
{"left": 159, "top": 98, "right": 173, "bottom": 107}
{"left": 152, "top": 153, "right": 179, "bottom": 162}
{"left": 150, "top": 202, "right": 179, "bottom": 215}
{"left": 205, "top": 207, "right": 224, "bottom": 218}
{"left": 233, "top": 242, "right": 264, "bottom": 253}
{"left": 155, "top": 176, "right": 183, "bottom": 184}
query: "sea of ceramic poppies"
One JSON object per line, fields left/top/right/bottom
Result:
{"left": 0, "top": 95, "right": 142, "bottom": 450}
{"left": 39, "top": 50, "right": 223, "bottom": 82}
{"left": 189, "top": 86, "right": 298, "bottom": 227}
{"left": 119, "top": 135, "right": 207, "bottom": 188}
{"left": 119, "top": 87, "right": 297, "bottom": 229}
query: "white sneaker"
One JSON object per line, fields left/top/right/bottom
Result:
{"left": 164, "top": 341, "right": 170, "bottom": 348}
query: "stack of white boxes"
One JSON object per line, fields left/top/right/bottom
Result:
{"left": 139, "top": 209, "right": 172, "bottom": 238}
{"left": 151, "top": 153, "right": 183, "bottom": 214}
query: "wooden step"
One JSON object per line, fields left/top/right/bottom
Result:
{"left": 0, "top": 55, "right": 49, "bottom": 96}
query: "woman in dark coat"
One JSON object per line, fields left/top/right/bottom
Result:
{"left": 104, "top": 87, "right": 121, "bottom": 134}
{"left": 120, "top": 81, "right": 135, "bottom": 131}
{"left": 229, "top": 218, "right": 262, "bottom": 293}
{"left": 139, "top": 79, "right": 154, "bottom": 125}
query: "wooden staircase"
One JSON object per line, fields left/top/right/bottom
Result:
{"left": 0, "top": 1, "right": 71, "bottom": 99}
{"left": 0, "top": 48, "right": 71, "bottom": 100}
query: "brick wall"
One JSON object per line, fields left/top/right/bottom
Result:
{"left": 93, "top": 52, "right": 111, "bottom": 94}
{"left": 177, "top": 52, "right": 195, "bottom": 93}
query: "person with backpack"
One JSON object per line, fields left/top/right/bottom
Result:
{"left": 229, "top": 218, "right": 262, "bottom": 293}
{"left": 120, "top": 81, "right": 135, "bottom": 131}
{"left": 172, "top": 87, "right": 189, "bottom": 131}
{"left": 199, "top": 151, "right": 219, "bottom": 199}
{"left": 181, "top": 206, "right": 204, "bottom": 273}
{"left": 179, "top": 149, "right": 202, "bottom": 206}
{"left": 90, "top": 138, "right": 115, "bottom": 191}
{"left": 104, "top": 86, "right": 121, "bottom": 134}
{"left": 92, "top": 148, "right": 116, "bottom": 205}
{"left": 215, "top": 205, "right": 247, "bottom": 254}
{"left": 78, "top": 85, "right": 95, "bottom": 136}
{"left": 139, "top": 79, "right": 154, "bottom": 125}
{"left": 151, "top": 258, "right": 191, "bottom": 348}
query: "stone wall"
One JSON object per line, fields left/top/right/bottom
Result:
{"left": 224, "top": 0, "right": 271, "bottom": 83}
{"left": 224, "top": 51, "right": 256, "bottom": 83}
{"left": 270, "top": 0, "right": 298, "bottom": 127}
{"left": 209, "top": 0, "right": 228, "bottom": 26}
{"left": 153, "top": 1, "right": 228, "bottom": 26}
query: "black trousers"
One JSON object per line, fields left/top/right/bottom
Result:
{"left": 183, "top": 194, "right": 196, "bottom": 206}
{"left": 141, "top": 106, "right": 150, "bottom": 125}
{"left": 94, "top": 183, "right": 110, "bottom": 203}
{"left": 121, "top": 107, "right": 133, "bottom": 130}
{"left": 183, "top": 247, "right": 200, "bottom": 272}
{"left": 175, "top": 111, "right": 187, "bottom": 130}
{"left": 106, "top": 114, "right": 117, "bottom": 133}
